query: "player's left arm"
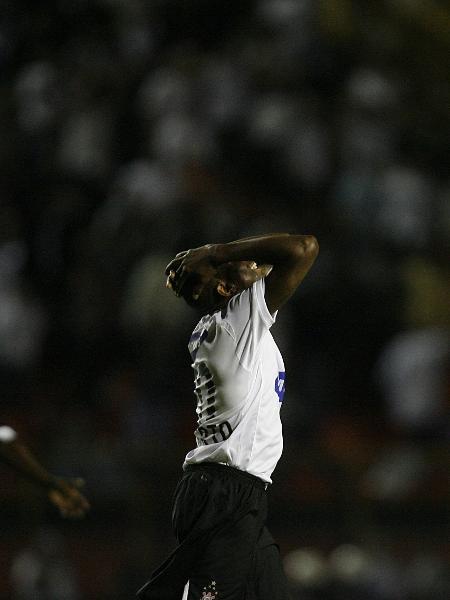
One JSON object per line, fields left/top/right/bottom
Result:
{"left": 260, "top": 234, "right": 319, "bottom": 313}
{"left": 0, "top": 426, "right": 90, "bottom": 518}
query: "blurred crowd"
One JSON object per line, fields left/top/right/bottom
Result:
{"left": 1, "top": 1, "right": 449, "bottom": 598}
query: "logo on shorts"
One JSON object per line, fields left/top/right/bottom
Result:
{"left": 201, "top": 580, "right": 218, "bottom": 599}
{"left": 275, "top": 371, "right": 286, "bottom": 402}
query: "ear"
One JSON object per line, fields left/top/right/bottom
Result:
{"left": 216, "top": 280, "right": 237, "bottom": 298}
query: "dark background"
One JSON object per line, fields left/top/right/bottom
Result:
{"left": 0, "top": 1, "right": 449, "bottom": 598}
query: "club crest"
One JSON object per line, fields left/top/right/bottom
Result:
{"left": 201, "top": 580, "right": 218, "bottom": 599}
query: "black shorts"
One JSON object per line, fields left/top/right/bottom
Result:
{"left": 137, "top": 462, "right": 290, "bottom": 600}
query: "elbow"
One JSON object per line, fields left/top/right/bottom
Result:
{"left": 304, "top": 235, "right": 319, "bottom": 258}
{"left": 292, "top": 235, "right": 319, "bottom": 260}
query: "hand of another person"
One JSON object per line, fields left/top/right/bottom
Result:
{"left": 48, "top": 477, "right": 90, "bottom": 519}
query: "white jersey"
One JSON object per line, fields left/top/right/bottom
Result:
{"left": 183, "top": 278, "right": 286, "bottom": 483}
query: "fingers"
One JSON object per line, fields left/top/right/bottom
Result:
{"left": 165, "top": 247, "right": 216, "bottom": 300}
{"left": 167, "top": 267, "right": 191, "bottom": 297}
{"left": 166, "top": 272, "right": 175, "bottom": 290}
{"left": 48, "top": 479, "right": 91, "bottom": 519}
{"left": 49, "top": 489, "right": 89, "bottom": 519}
{"left": 166, "top": 269, "right": 182, "bottom": 296}
{"left": 165, "top": 258, "right": 181, "bottom": 276}
{"left": 165, "top": 251, "right": 188, "bottom": 275}
{"left": 166, "top": 256, "right": 193, "bottom": 297}
{"left": 174, "top": 268, "right": 191, "bottom": 297}
{"left": 175, "top": 261, "right": 188, "bottom": 287}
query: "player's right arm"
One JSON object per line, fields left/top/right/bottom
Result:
{"left": 0, "top": 425, "right": 90, "bottom": 518}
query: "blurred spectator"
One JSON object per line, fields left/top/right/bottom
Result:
{"left": 10, "top": 528, "right": 81, "bottom": 600}
{"left": 376, "top": 328, "right": 449, "bottom": 435}
{"left": 0, "top": 239, "right": 46, "bottom": 369}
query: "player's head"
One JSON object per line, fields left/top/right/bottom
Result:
{"left": 168, "top": 261, "right": 271, "bottom": 313}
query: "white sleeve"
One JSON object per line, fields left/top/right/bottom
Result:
{"left": 223, "top": 278, "right": 276, "bottom": 370}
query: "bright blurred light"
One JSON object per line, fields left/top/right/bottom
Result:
{"left": 283, "top": 547, "right": 329, "bottom": 587}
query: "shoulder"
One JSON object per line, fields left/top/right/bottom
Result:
{"left": 225, "top": 279, "right": 276, "bottom": 329}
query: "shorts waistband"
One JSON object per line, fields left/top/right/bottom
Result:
{"left": 184, "top": 462, "right": 269, "bottom": 491}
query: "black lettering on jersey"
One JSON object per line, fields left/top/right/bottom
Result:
{"left": 197, "top": 426, "right": 208, "bottom": 440}
{"left": 219, "top": 421, "right": 233, "bottom": 440}
{"left": 206, "top": 425, "right": 219, "bottom": 443}
{"left": 196, "top": 420, "right": 233, "bottom": 445}
{"left": 194, "top": 361, "right": 216, "bottom": 417}
{"left": 193, "top": 361, "right": 237, "bottom": 445}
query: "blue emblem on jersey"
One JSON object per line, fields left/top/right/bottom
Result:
{"left": 189, "top": 328, "right": 209, "bottom": 360}
{"left": 275, "top": 372, "right": 286, "bottom": 402}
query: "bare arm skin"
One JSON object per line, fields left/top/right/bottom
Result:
{"left": 0, "top": 426, "right": 90, "bottom": 518}
{"left": 166, "top": 233, "right": 319, "bottom": 313}
{"left": 212, "top": 233, "right": 318, "bottom": 312}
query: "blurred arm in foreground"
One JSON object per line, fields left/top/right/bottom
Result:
{"left": 0, "top": 425, "right": 90, "bottom": 518}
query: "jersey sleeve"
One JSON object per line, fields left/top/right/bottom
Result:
{"left": 223, "top": 278, "right": 276, "bottom": 370}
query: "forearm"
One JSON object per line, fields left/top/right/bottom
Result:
{"left": 211, "top": 233, "right": 316, "bottom": 266}
{"left": 0, "top": 433, "right": 56, "bottom": 489}
{"left": 0, "top": 427, "right": 90, "bottom": 518}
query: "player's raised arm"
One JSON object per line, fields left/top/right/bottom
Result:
{"left": 213, "top": 233, "right": 318, "bottom": 312}
{"left": 0, "top": 426, "right": 90, "bottom": 518}
{"left": 166, "top": 233, "right": 319, "bottom": 313}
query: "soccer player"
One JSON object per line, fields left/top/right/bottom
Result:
{"left": 0, "top": 425, "right": 90, "bottom": 518}
{"left": 137, "top": 233, "right": 319, "bottom": 600}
